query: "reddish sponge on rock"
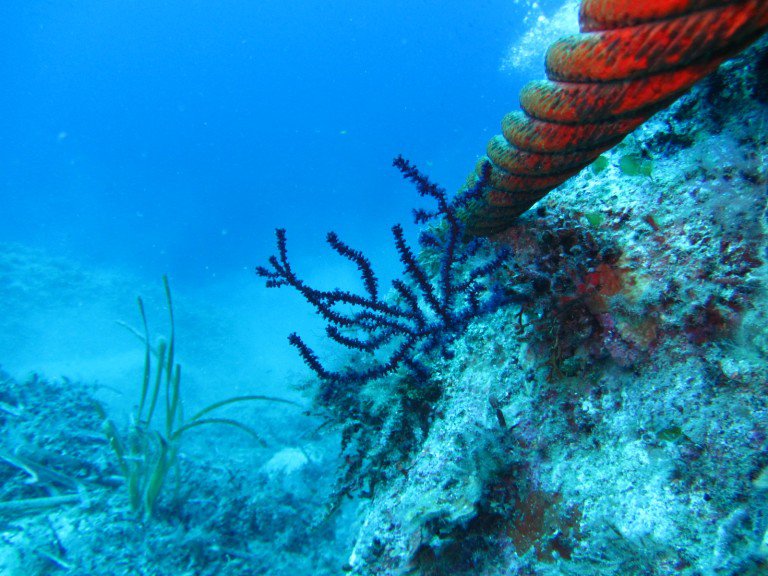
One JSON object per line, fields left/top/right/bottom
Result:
{"left": 464, "top": 0, "right": 768, "bottom": 236}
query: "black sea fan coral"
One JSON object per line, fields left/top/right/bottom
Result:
{"left": 256, "top": 156, "right": 509, "bottom": 388}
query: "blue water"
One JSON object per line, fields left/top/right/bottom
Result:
{"left": 0, "top": 0, "right": 570, "bottom": 401}
{"left": 1, "top": 1, "right": 531, "bottom": 283}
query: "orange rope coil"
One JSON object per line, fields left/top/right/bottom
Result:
{"left": 464, "top": 0, "right": 768, "bottom": 236}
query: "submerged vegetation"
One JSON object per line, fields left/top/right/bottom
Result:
{"left": 0, "top": 369, "right": 341, "bottom": 575}
{"left": 102, "top": 275, "right": 297, "bottom": 519}
{"left": 0, "top": 278, "right": 321, "bottom": 575}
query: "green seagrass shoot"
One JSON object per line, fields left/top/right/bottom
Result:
{"left": 101, "top": 275, "right": 297, "bottom": 519}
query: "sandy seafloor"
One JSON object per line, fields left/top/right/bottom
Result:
{"left": 2, "top": 26, "right": 768, "bottom": 576}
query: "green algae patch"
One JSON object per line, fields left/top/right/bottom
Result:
{"left": 619, "top": 153, "right": 653, "bottom": 177}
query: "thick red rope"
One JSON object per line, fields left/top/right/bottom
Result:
{"left": 464, "top": 0, "right": 768, "bottom": 236}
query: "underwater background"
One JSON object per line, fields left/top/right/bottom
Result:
{"left": 2, "top": 1, "right": 767, "bottom": 575}
{"left": 0, "top": 0, "right": 569, "bottom": 400}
